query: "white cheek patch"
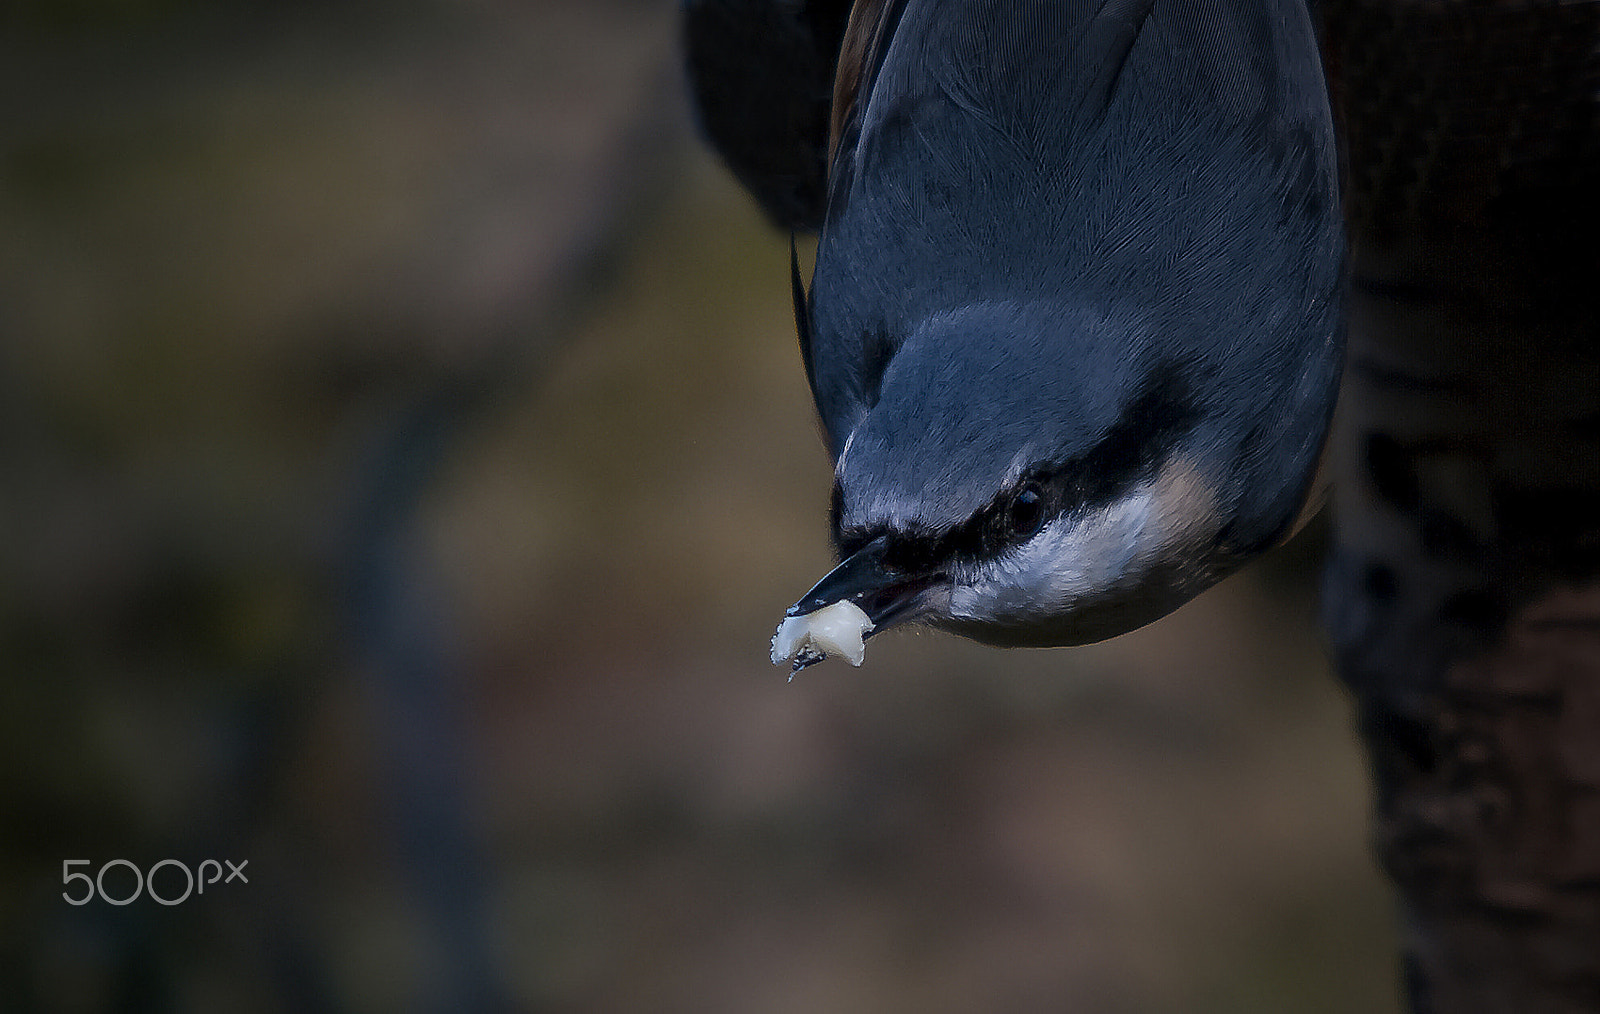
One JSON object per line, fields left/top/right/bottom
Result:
{"left": 771, "top": 600, "right": 874, "bottom": 674}
{"left": 946, "top": 455, "right": 1220, "bottom": 629}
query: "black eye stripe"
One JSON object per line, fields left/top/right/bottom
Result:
{"left": 1071, "top": 361, "right": 1199, "bottom": 508}
{"left": 832, "top": 363, "right": 1199, "bottom": 568}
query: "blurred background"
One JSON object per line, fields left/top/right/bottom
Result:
{"left": 0, "top": 1, "right": 1400, "bottom": 1011}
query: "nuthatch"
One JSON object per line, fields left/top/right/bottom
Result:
{"left": 689, "top": 0, "right": 1344, "bottom": 668}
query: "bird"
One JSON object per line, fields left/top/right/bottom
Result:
{"left": 684, "top": 0, "right": 1345, "bottom": 665}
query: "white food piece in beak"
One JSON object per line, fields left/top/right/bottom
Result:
{"left": 770, "top": 600, "right": 874, "bottom": 667}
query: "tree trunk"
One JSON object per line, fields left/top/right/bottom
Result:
{"left": 1319, "top": 2, "right": 1600, "bottom": 1009}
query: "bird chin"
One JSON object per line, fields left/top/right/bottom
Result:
{"left": 931, "top": 572, "right": 1219, "bottom": 648}
{"left": 934, "top": 608, "right": 1141, "bottom": 648}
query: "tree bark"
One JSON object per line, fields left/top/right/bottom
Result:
{"left": 1319, "top": 2, "right": 1600, "bottom": 1009}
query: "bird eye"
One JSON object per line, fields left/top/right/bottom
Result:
{"left": 1006, "top": 484, "right": 1045, "bottom": 540}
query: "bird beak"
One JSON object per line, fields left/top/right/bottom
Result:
{"left": 785, "top": 535, "right": 944, "bottom": 633}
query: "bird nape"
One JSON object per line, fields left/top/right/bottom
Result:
{"left": 684, "top": 0, "right": 1345, "bottom": 671}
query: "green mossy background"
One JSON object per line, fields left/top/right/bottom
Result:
{"left": 0, "top": 2, "right": 1398, "bottom": 1010}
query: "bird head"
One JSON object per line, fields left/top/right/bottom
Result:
{"left": 788, "top": 292, "right": 1337, "bottom": 649}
